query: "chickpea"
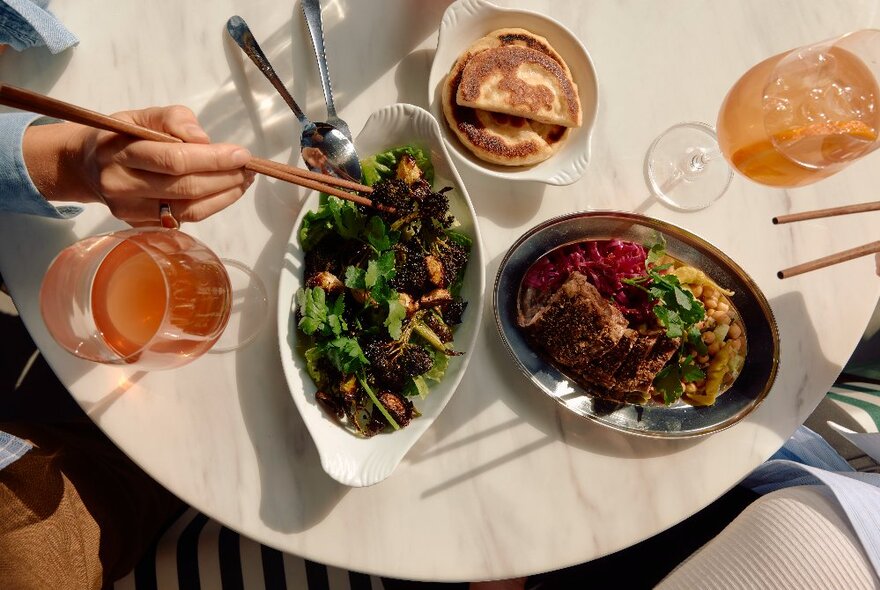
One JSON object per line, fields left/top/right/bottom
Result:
{"left": 703, "top": 285, "right": 716, "bottom": 299}
{"left": 711, "top": 310, "right": 731, "bottom": 325}
{"left": 701, "top": 331, "right": 716, "bottom": 344}
{"left": 717, "top": 301, "right": 730, "bottom": 312}
{"left": 729, "top": 338, "right": 742, "bottom": 351}
{"left": 728, "top": 323, "right": 742, "bottom": 340}
{"left": 685, "top": 383, "right": 697, "bottom": 394}
{"left": 707, "top": 342, "right": 720, "bottom": 356}
{"left": 690, "top": 285, "right": 704, "bottom": 298}
{"left": 704, "top": 298, "right": 718, "bottom": 310}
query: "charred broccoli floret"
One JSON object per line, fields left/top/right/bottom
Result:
{"left": 369, "top": 178, "right": 412, "bottom": 215}
{"left": 419, "top": 188, "right": 453, "bottom": 228}
{"left": 443, "top": 298, "right": 467, "bottom": 325}
{"left": 362, "top": 337, "right": 434, "bottom": 392}
{"left": 432, "top": 237, "right": 469, "bottom": 285}
{"left": 401, "top": 346, "right": 434, "bottom": 376}
{"left": 424, "top": 311, "right": 453, "bottom": 343}
{"left": 304, "top": 240, "right": 342, "bottom": 278}
{"left": 391, "top": 242, "right": 428, "bottom": 295}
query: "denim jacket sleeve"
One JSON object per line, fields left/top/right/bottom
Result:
{"left": 0, "top": 0, "right": 80, "bottom": 218}
{"left": 0, "top": 112, "right": 82, "bottom": 218}
{"left": 0, "top": 0, "right": 78, "bottom": 53}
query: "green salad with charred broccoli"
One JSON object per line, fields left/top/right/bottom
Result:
{"left": 295, "top": 146, "right": 471, "bottom": 437}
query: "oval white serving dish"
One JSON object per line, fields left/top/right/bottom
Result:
{"left": 277, "top": 103, "right": 485, "bottom": 487}
{"left": 428, "top": 0, "right": 599, "bottom": 185}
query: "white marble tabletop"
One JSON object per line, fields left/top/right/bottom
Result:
{"left": 2, "top": 0, "right": 880, "bottom": 581}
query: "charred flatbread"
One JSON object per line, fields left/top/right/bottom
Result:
{"left": 456, "top": 45, "right": 581, "bottom": 128}
{"left": 442, "top": 30, "right": 572, "bottom": 167}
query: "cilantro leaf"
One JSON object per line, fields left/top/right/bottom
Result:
{"left": 344, "top": 266, "right": 366, "bottom": 290}
{"left": 653, "top": 364, "right": 684, "bottom": 405}
{"left": 320, "top": 336, "right": 368, "bottom": 374}
{"left": 299, "top": 196, "right": 364, "bottom": 250}
{"left": 365, "top": 251, "right": 396, "bottom": 288}
{"left": 687, "top": 325, "right": 709, "bottom": 356}
{"left": 680, "top": 354, "right": 706, "bottom": 382}
{"left": 296, "top": 287, "right": 327, "bottom": 335}
{"left": 646, "top": 236, "right": 667, "bottom": 265}
{"left": 328, "top": 197, "right": 364, "bottom": 240}
{"left": 295, "top": 288, "right": 347, "bottom": 338}
{"left": 365, "top": 216, "right": 396, "bottom": 252}
{"left": 385, "top": 298, "right": 407, "bottom": 339}
{"left": 652, "top": 352, "right": 706, "bottom": 406}
{"left": 673, "top": 285, "right": 692, "bottom": 310}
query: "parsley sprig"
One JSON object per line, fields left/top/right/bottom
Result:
{"left": 296, "top": 287, "right": 369, "bottom": 375}
{"left": 623, "top": 238, "right": 707, "bottom": 404}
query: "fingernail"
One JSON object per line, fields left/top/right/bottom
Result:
{"left": 231, "top": 148, "right": 252, "bottom": 167}
{"left": 184, "top": 124, "right": 210, "bottom": 142}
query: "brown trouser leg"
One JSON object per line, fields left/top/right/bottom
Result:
{"left": 0, "top": 422, "right": 184, "bottom": 589}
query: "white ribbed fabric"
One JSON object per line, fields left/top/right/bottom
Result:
{"left": 656, "top": 486, "right": 880, "bottom": 590}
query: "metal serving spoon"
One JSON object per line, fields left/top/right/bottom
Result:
{"left": 226, "top": 15, "right": 362, "bottom": 182}
{"left": 301, "top": 0, "right": 351, "bottom": 140}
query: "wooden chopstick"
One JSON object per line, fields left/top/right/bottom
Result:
{"left": 777, "top": 240, "right": 880, "bottom": 279}
{"left": 773, "top": 201, "right": 880, "bottom": 225}
{"left": 0, "top": 83, "right": 386, "bottom": 211}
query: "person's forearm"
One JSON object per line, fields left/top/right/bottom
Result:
{"left": 22, "top": 122, "right": 99, "bottom": 204}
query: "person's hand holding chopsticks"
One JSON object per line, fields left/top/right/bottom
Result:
{"left": 22, "top": 105, "right": 254, "bottom": 226}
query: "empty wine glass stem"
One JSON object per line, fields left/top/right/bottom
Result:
{"left": 686, "top": 147, "right": 722, "bottom": 176}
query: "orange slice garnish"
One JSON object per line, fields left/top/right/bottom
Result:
{"left": 772, "top": 120, "right": 878, "bottom": 144}
{"left": 774, "top": 119, "right": 878, "bottom": 166}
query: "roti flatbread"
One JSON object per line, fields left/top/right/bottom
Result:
{"left": 442, "top": 29, "right": 573, "bottom": 167}
{"left": 443, "top": 56, "right": 569, "bottom": 166}
{"left": 456, "top": 45, "right": 581, "bottom": 128}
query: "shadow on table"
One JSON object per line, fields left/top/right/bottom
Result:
{"left": 746, "top": 290, "right": 838, "bottom": 440}
{"left": 198, "top": 0, "right": 452, "bottom": 165}
{"left": 227, "top": 177, "right": 350, "bottom": 534}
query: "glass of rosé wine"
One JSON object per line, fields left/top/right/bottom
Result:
{"left": 40, "top": 228, "right": 267, "bottom": 370}
{"left": 646, "top": 29, "right": 880, "bottom": 210}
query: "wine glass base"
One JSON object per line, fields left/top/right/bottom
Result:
{"left": 211, "top": 259, "right": 268, "bottom": 353}
{"left": 645, "top": 122, "right": 733, "bottom": 211}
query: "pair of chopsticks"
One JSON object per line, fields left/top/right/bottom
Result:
{"left": 0, "top": 84, "right": 387, "bottom": 211}
{"left": 774, "top": 203, "right": 880, "bottom": 279}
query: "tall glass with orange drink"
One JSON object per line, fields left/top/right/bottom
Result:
{"left": 717, "top": 30, "right": 880, "bottom": 188}
{"left": 646, "top": 29, "right": 880, "bottom": 210}
{"left": 40, "top": 228, "right": 262, "bottom": 370}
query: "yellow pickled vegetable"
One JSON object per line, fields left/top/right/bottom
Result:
{"left": 685, "top": 391, "right": 716, "bottom": 407}
{"left": 672, "top": 266, "right": 734, "bottom": 297}
{"left": 702, "top": 341, "right": 735, "bottom": 404}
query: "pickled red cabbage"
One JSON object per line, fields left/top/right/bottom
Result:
{"left": 522, "top": 239, "right": 654, "bottom": 321}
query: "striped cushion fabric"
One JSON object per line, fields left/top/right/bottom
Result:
{"left": 827, "top": 379, "right": 880, "bottom": 434}
{"left": 114, "top": 509, "right": 385, "bottom": 590}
